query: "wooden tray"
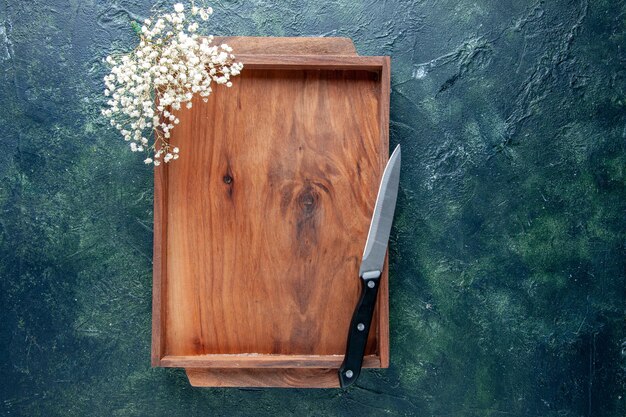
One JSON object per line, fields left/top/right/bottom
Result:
{"left": 151, "top": 37, "right": 390, "bottom": 388}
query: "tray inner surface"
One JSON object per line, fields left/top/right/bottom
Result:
{"left": 162, "top": 67, "right": 386, "bottom": 360}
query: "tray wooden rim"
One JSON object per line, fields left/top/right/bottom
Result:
{"left": 235, "top": 54, "right": 387, "bottom": 70}
{"left": 186, "top": 368, "right": 343, "bottom": 388}
{"left": 151, "top": 51, "right": 391, "bottom": 374}
{"left": 159, "top": 354, "right": 381, "bottom": 368}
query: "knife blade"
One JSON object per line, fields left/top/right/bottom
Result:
{"left": 338, "top": 144, "right": 401, "bottom": 388}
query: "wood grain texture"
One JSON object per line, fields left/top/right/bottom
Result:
{"left": 151, "top": 45, "right": 391, "bottom": 387}
{"left": 236, "top": 54, "right": 386, "bottom": 70}
{"left": 160, "top": 354, "right": 380, "bottom": 368}
{"left": 212, "top": 36, "right": 357, "bottom": 56}
{"left": 377, "top": 56, "right": 391, "bottom": 368}
{"left": 186, "top": 368, "right": 341, "bottom": 388}
{"left": 163, "top": 66, "right": 384, "bottom": 357}
{"left": 151, "top": 158, "right": 168, "bottom": 366}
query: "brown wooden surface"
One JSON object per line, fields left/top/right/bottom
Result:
{"left": 236, "top": 54, "right": 386, "bottom": 70}
{"left": 186, "top": 368, "right": 341, "bottom": 388}
{"left": 151, "top": 156, "right": 168, "bottom": 366}
{"left": 212, "top": 36, "right": 358, "bottom": 56}
{"left": 152, "top": 39, "right": 391, "bottom": 387}
{"left": 377, "top": 56, "right": 391, "bottom": 368}
{"left": 160, "top": 354, "right": 380, "bottom": 368}
{"left": 162, "top": 65, "right": 385, "bottom": 357}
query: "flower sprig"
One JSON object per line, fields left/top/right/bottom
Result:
{"left": 101, "top": 2, "right": 243, "bottom": 166}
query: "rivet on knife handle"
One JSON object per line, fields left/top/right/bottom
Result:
{"left": 338, "top": 145, "right": 401, "bottom": 388}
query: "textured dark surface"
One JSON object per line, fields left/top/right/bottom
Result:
{"left": 0, "top": 0, "right": 625, "bottom": 416}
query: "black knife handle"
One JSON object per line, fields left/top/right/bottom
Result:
{"left": 338, "top": 275, "right": 380, "bottom": 388}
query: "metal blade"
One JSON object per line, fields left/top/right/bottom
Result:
{"left": 359, "top": 145, "right": 401, "bottom": 277}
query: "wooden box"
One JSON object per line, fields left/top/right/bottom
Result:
{"left": 151, "top": 37, "right": 390, "bottom": 388}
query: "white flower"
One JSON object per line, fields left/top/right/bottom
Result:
{"left": 102, "top": 1, "right": 243, "bottom": 167}
{"left": 199, "top": 9, "right": 210, "bottom": 20}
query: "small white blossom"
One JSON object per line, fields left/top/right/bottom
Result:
{"left": 101, "top": 1, "right": 242, "bottom": 166}
{"left": 199, "top": 8, "right": 212, "bottom": 20}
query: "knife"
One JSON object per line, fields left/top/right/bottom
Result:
{"left": 338, "top": 145, "right": 401, "bottom": 388}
